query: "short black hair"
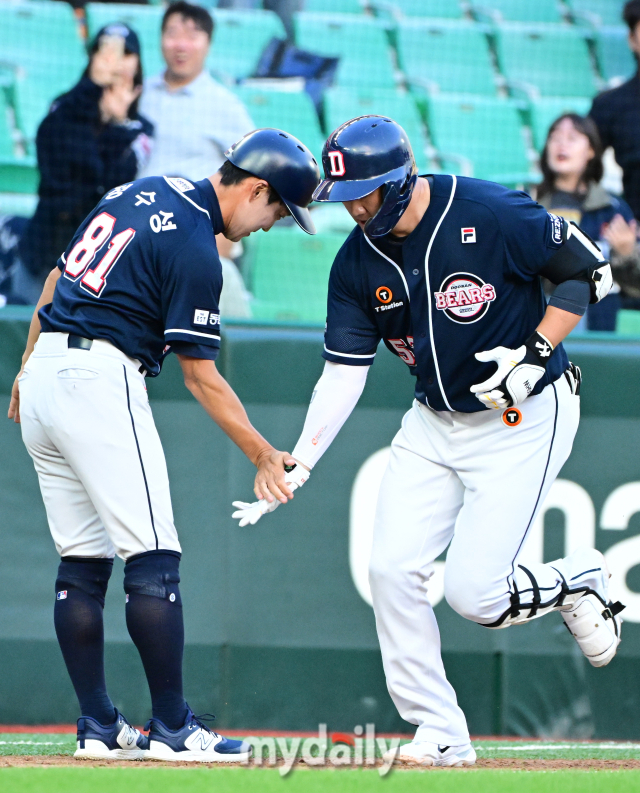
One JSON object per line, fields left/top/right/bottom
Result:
{"left": 623, "top": 0, "right": 640, "bottom": 31}
{"left": 162, "top": 1, "right": 214, "bottom": 40}
{"left": 218, "top": 160, "right": 281, "bottom": 204}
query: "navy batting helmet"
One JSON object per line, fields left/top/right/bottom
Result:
{"left": 225, "top": 128, "right": 320, "bottom": 234}
{"left": 313, "top": 115, "right": 418, "bottom": 238}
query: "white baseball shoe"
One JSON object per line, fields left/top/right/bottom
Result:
{"left": 74, "top": 711, "right": 148, "bottom": 760}
{"left": 383, "top": 740, "right": 476, "bottom": 767}
{"left": 145, "top": 708, "right": 251, "bottom": 763}
{"left": 559, "top": 549, "right": 625, "bottom": 668}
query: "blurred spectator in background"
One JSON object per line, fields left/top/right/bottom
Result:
{"left": 0, "top": 23, "right": 153, "bottom": 305}
{"left": 139, "top": 2, "right": 253, "bottom": 184}
{"left": 589, "top": 0, "right": 640, "bottom": 220}
{"left": 536, "top": 114, "right": 640, "bottom": 331}
{"left": 217, "top": 0, "right": 301, "bottom": 41}
{"left": 139, "top": 1, "right": 254, "bottom": 317}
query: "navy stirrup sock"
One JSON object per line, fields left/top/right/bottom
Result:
{"left": 54, "top": 557, "right": 116, "bottom": 726}
{"left": 124, "top": 551, "right": 188, "bottom": 731}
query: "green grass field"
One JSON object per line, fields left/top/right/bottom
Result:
{"left": 2, "top": 767, "right": 640, "bottom": 793}
{"left": 2, "top": 734, "right": 640, "bottom": 792}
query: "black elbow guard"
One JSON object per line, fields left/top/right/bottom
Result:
{"left": 541, "top": 220, "right": 613, "bottom": 303}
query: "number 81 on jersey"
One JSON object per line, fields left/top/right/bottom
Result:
{"left": 64, "top": 212, "right": 135, "bottom": 297}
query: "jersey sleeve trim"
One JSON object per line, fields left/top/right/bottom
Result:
{"left": 323, "top": 346, "right": 376, "bottom": 366}
{"left": 323, "top": 345, "right": 376, "bottom": 359}
{"left": 165, "top": 328, "right": 221, "bottom": 340}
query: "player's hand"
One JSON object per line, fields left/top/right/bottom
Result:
{"left": 7, "top": 369, "right": 22, "bottom": 424}
{"left": 470, "top": 331, "right": 553, "bottom": 409}
{"left": 233, "top": 464, "right": 311, "bottom": 527}
{"left": 254, "top": 449, "right": 298, "bottom": 504}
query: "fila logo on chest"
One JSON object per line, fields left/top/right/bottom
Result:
{"left": 461, "top": 227, "right": 476, "bottom": 243}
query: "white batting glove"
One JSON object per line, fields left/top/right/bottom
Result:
{"left": 232, "top": 465, "right": 311, "bottom": 527}
{"left": 470, "top": 331, "right": 553, "bottom": 409}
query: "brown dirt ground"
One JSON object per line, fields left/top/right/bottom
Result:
{"left": 2, "top": 756, "right": 640, "bottom": 770}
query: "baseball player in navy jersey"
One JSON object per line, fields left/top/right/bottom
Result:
{"left": 232, "top": 116, "right": 626, "bottom": 767}
{"left": 8, "top": 129, "right": 319, "bottom": 762}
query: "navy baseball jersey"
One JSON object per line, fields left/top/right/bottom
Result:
{"left": 40, "top": 176, "right": 224, "bottom": 375}
{"left": 323, "top": 174, "right": 570, "bottom": 413}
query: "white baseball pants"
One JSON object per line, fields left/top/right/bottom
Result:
{"left": 369, "top": 376, "right": 581, "bottom": 745}
{"left": 19, "top": 332, "right": 180, "bottom": 560}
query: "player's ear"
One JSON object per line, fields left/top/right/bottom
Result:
{"left": 250, "top": 180, "right": 270, "bottom": 203}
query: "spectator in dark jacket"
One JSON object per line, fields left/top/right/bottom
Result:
{"left": 536, "top": 114, "right": 640, "bottom": 331}
{"left": 8, "top": 23, "right": 153, "bottom": 304}
{"left": 589, "top": 0, "right": 640, "bottom": 220}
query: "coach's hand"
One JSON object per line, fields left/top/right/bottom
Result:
{"left": 470, "top": 331, "right": 553, "bottom": 409}
{"left": 233, "top": 463, "right": 311, "bottom": 527}
{"left": 7, "top": 369, "right": 22, "bottom": 424}
{"left": 255, "top": 449, "right": 299, "bottom": 504}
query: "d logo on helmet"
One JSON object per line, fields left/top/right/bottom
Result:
{"left": 328, "top": 151, "right": 346, "bottom": 177}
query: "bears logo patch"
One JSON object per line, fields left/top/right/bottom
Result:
{"left": 434, "top": 272, "right": 496, "bottom": 324}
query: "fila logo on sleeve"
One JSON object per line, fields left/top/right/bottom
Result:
{"left": 461, "top": 227, "right": 476, "bottom": 243}
{"left": 328, "top": 151, "right": 346, "bottom": 177}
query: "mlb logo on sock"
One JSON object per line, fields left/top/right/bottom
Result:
{"left": 57, "top": 591, "right": 67, "bottom": 600}
{"left": 461, "top": 227, "right": 476, "bottom": 243}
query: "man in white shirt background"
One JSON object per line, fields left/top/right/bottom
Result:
{"left": 140, "top": 1, "right": 255, "bottom": 316}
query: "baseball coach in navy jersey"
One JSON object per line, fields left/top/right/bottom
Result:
{"left": 232, "top": 116, "right": 624, "bottom": 768}
{"left": 8, "top": 129, "right": 320, "bottom": 762}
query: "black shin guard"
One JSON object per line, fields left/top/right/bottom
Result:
{"left": 54, "top": 557, "right": 116, "bottom": 725}
{"left": 124, "top": 551, "right": 187, "bottom": 730}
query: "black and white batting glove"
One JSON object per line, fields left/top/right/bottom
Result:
{"left": 470, "top": 330, "right": 554, "bottom": 409}
{"left": 231, "top": 464, "right": 310, "bottom": 527}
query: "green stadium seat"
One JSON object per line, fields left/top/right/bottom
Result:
{"left": 305, "top": 0, "right": 365, "bottom": 12}
{"left": 324, "top": 87, "right": 429, "bottom": 171}
{"left": 529, "top": 96, "right": 592, "bottom": 150}
{"left": 0, "top": 158, "right": 39, "bottom": 195}
{"left": 397, "top": 20, "right": 496, "bottom": 95}
{"left": 568, "top": 0, "right": 626, "bottom": 26}
{"left": 425, "top": 94, "right": 531, "bottom": 185}
{"left": 0, "top": 94, "right": 15, "bottom": 160}
{"left": 233, "top": 86, "right": 325, "bottom": 164}
{"left": 0, "top": 2, "right": 85, "bottom": 89}
{"left": 294, "top": 13, "right": 396, "bottom": 89}
{"left": 85, "top": 4, "right": 166, "bottom": 78}
{"left": 246, "top": 227, "right": 344, "bottom": 323}
{"left": 472, "top": 0, "right": 564, "bottom": 23}
{"left": 495, "top": 23, "right": 597, "bottom": 97}
{"left": 208, "top": 10, "right": 287, "bottom": 81}
{"left": 595, "top": 26, "right": 636, "bottom": 83}
{"left": 12, "top": 76, "right": 60, "bottom": 152}
{"left": 617, "top": 309, "right": 640, "bottom": 335}
{"left": 377, "top": 0, "right": 464, "bottom": 18}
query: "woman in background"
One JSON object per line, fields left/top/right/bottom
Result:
{"left": 537, "top": 114, "right": 640, "bottom": 331}
{"left": 5, "top": 23, "right": 153, "bottom": 304}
